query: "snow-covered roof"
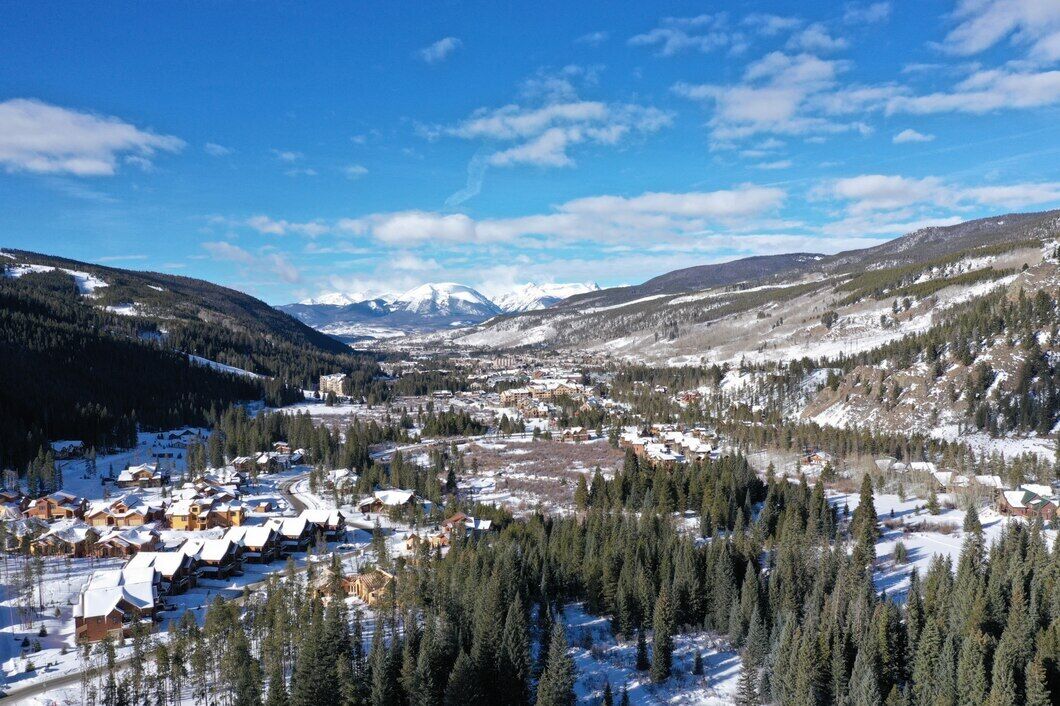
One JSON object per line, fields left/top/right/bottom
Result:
{"left": 373, "top": 489, "right": 416, "bottom": 506}
{"left": 75, "top": 569, "right": 157, "bottom": 619}
{"left": 301, "top": 509, "right": 342, "bottom": 527}
{"left": 127, "top": 550, "right": 191, "bottom": 577}
{"left": 198, "top": 538, "right": 236, "bottom": 562}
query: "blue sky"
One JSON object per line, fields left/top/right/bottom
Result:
{"left": 1, "top": 0, "right": 1059, "bottom": 304}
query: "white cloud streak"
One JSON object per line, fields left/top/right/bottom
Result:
{"left": 0, "top": 98, "right": 183, "bottom": 176}
{"left": 419, "top": 37, "right": 462, "bottom": 63}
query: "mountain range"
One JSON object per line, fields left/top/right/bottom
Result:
{"left": 278, "top": 281, "right": 599, "bottom": 341}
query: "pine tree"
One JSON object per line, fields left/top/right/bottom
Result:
{"left": 500, "top": 596, "right": 531, "bottom": 706}
{"left": 956, "top": 630, "right": 989, "bottom": 705}
{"left": 734, "top": 655, "right": 759, "bottom": 706}
{"left": 232, "top": 633, "right": 263, "bottom": 706}
{"left": 651, "top": 586, "right": 674, "bottom": 683}
{"left": 601, "top": 680, "right": 613, "bottom": 706}
{"left": 445, "top": 651, "right": 482, "bottom": 706}
{"left": 849, "top": 640, "right": 881, "bottom": 706}
{"left": 536, "top": 623, "right": 575, "bottom": 706}
{"left": 635, "top": 629, "right": 649, "bottom": 671}
{"left": 1024, "top": 656, "right": 1051, "bottom": 706}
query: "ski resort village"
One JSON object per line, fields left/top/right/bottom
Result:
{"left": 7, "top": 1, "right": 1060, "bottom": 704}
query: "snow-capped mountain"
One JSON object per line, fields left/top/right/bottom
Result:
{"left": 391, "top": 283, "right": 501, "bottom": 319}
{"left": 492, "top": 282, "right": 600, "bottom": 313}
{"left": 280, "top": 280, "right": 608, "bottom": 341}
{"left": 299, "top": 292, "right": 367, "bottom": 306}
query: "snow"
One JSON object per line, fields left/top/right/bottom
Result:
{"left": 186, "top": 354, "right": 263, "bottom": 379}
{"left": 104, "top": 303, "right": 143, "bottom": 317}
{"left": 3, "top": 263, "right": 108, "bottom": 294}
{"left": 391, "top": 282, "right": 500, "bottom": 317}
{"left": 829, "top": 489, "right": 1057, "bottom": 601}
{"left": 493, "top": 282, "right": 599, "bottom": 313}
{"left": 563, "top": 603, "right": 742, "bottom": 705}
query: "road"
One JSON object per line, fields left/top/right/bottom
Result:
{"left": 1, "top": 471, "right": 329, "bottom": 702}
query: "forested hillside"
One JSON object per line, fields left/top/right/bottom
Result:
{"left": 0, "top": 255, "right": 381, "bottom": 470}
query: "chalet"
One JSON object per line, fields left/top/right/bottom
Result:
{"left": 232, "top": 456, "right": 257, "bottom": 473}
{"left": 998, "top": 485, "right": 1059, "bottom": 520}
{"left": 224, "top": 525, "right": 281, "bottom": 563}
{"left": 126, "top": 551, "right": 197, "bottom": 595}
{"left": 74, "top": 568, "right": 158, "bottom": 643}
{"left": 91, "top": 527, "right": 160, "bottom": 558}
{"left": 326, "top": 468, "right": 356, "bottom": 490}
{"left": 268, "top": 516, "right": 314, "bottom": 553}
{"left": 50, "top": 440, "right": 85, "bottom": 459}
{"left": 166, "top": 497, "right": 246, "bottom": 531}
{"left": 874, "top": 457, "right": 897, "bottom": 473}
{"left": 644, "top": 442, "right": 683, "bottom": 465}
{"left": 30, "top": 521, "right": 97, "bottom": 557}
{"left": 256, "top": 452, "right": 286, "bottom": 474}
{"left": 272, "top": 441, "right": 292, "bottom": 454}
{"left": 0, "top": 489, "right": 23, "bottom": 506}
{"left": 186, "top": 538, "right": 242, "bottom": 578}
{"left": 357, "top": 489, "right": 418, "bottom": 514}
{"left": 300, "top": 509, "right": 346, "bottom": 541}
{"left": 442, "top": 512, "right": 493, "bottom": 539}
{"left": 24, "top": 491, "right": 86, "bottom": 521}
{"left": 0, "top": 503, "right": 22, "bottom": 522}
{"left": 200, "top": 468, "right": 247, "bottom": 488}
{"left": 2, "top": 518, "right": 47, "bottom": 551}
{"left": 85, "top": 495, "right": 164, "bottom": 528}
{"left": 348, "top": 568, "right": 395, "bottom": 606}
{"left": 560, "top": 427, "right": 591, "bottom": 443}
{"left": 117, "top": 463, "right": 169, "bottom": 489}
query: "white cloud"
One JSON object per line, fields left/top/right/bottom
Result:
{"left": 886, "top": 67, "right": 1060, "bottom": 114}
{"left": 742, "top": 14, "right": 803, "bottom": 36}
{"left": 843, "top": 3, "right": 891, "bottom": 25}
{"left": 627, "top": 14, "right": 746, "bottom": 56}
{"left": 754, "top": 159, "right": 793, "bottom": 170}
{"left": 343, "top": 164, "right": 368, "bottom": 179}
{"left": 674, "top": 53, "right": 870, "bottom": 143}
{"left": 246, "top": 215, "right": 329, "bottom": 237}
{"left": 892, "top": 128, "right": 935, "bottom": 143}
{"left": 575, "top": 31, "right": 609, "bottom": 45}
{"left": 442, "top": 97, "right": 671, "bottom": 168}
{"left": 817, "top": 173, "right": 1060, "bottom": 218}
{"left": 943, "top": 0, "right": 1060, "bottom": 61}
{"left": 0, "top": 98, "right": 183, "bottom": 176}
{"left": 785, "top": 23, "right": 849, "bottom": 53}
{"left": 202, "top": 241, "right": 301, "bottom": 283}
{"left": 337, "top": 185, "right": 787, "bottom": 246}
{"left": 271, "top": 149, "right": 303, "bottom": 162}
{"left": 204, "top": 142, "right": 232, "bottom": 157}
{"left": 392, "top": 253, "right": 440, "bottom": 271}
{"left": 419, "top": 37, "right": 462, "bottom": 63}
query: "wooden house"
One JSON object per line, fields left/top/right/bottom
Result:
{"left": 116, "top": 463, "right": 169, "bottom": 489}
{"left": 74, "top": 569, "right": 158, "bottom": 643}
{"left": 24, "top": 491, "right": 86, "bottom": 521}
{"left": 348, "top": 568, "right": 395, "bottom": 606}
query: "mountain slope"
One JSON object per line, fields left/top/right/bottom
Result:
{"left": 391, "top": 282, "right": 500, "bottom": 319}
{"left": 279, "top": 282, "right": 506, "bottom": 342}
{"left": 0, "top": 249, "right": 383, "bottom": 468}
{"left": 453, "top": 209, "right": 1060, "bottom": 360}
{"left": 493, "top": 282, "right": 600, "bottom": 312}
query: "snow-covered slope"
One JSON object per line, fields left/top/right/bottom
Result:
{"left": 493, "top": 282, "right": 600, "bottom": 313}
{"left": 391, "top": 282, "right": 500, "bottom": 318}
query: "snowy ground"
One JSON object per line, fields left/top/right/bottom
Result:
{"left": 829, "top": 489, "right": 1056, "bottom": 601}
{"left": 563, "top": 603, "right": 741, "bottom": 706}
